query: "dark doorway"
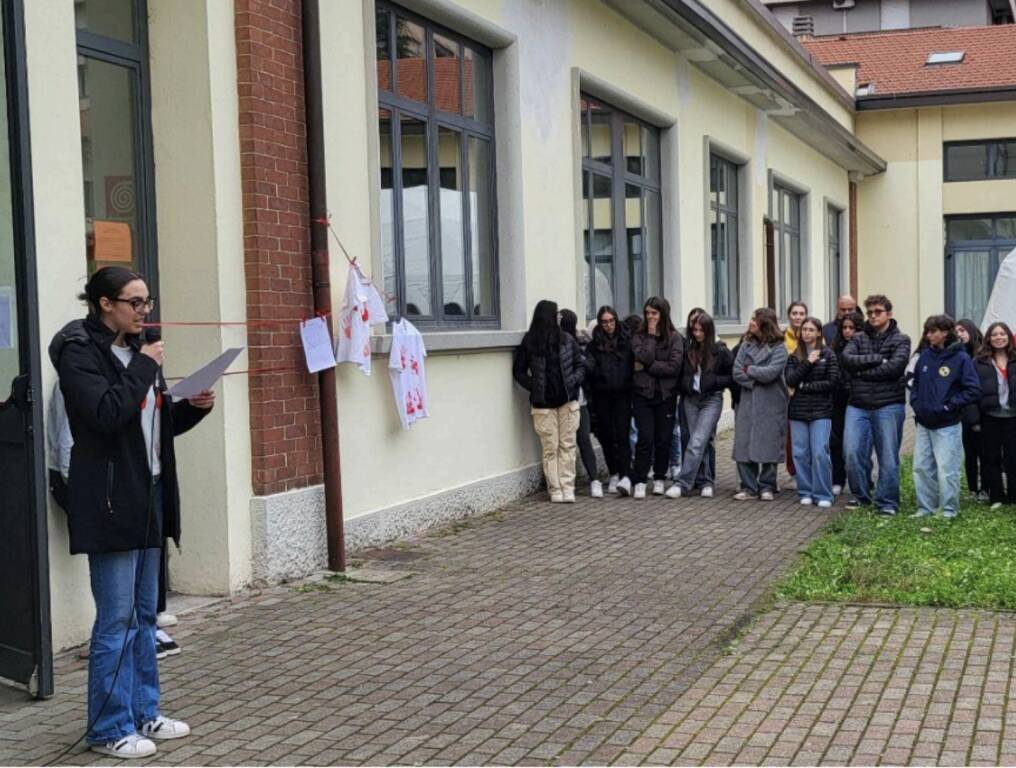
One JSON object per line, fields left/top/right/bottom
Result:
{"left": 0, "top": 0, "right": 52, "bottom": 698}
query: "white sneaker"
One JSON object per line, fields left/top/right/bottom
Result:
{"left": 633, "top": 483, "right": 647, "bottom": 499}
{"left": 665, "top": 484, "right": 682, "bottom": 499}
{"left": 831, "top": 485, "right": 842, "bottom": 497}
{"left": 550, "top": 493, "right": 564, "bottom": 503}
{"left": 817, "top": 500, "right": 833, "bottom": 509}
{"left": 991, "top": 502, "right": 1004, "bottom": 511}
{"left": 91, "top": 734, "right": 157, "bottom": 758}
{"left": 760, "top": 490, "right": 775, "bottom": 501}
{"left": 590, "top": 480, "right": 603, "bottom": 499}
{"left": 141, "top": 716, "right": 191, "bottom": 741}
{"left": 800, "top": 497, "right": 813, "bottom": 506}
{"left": 652, "top": 480, "right": 665, "bottom": 496}
{"left": 616, "top": 477, "right": 632, "bottom": 496}
{"left": 156, "top": 613, "right": 178, "bottom": 629}
{"left": 700, "top": 486, "right": 714, "bottom": 498}
{"left": 562, "top": 491, "right": 576, "bottom": 503}
{"left": 607, "top": 474, "right": 619, "bottom": 494}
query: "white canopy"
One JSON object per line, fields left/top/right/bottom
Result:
{"left": 980, "top": 246, "right": 1016, "bottom": 333}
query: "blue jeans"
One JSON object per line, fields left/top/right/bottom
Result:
{"left": 676, "top": 392, "right": 723, "bottom": 491}
{"left": 86, "top": 477, "right": 163, "bottom": 745}
{"left": 790, "top": 419, "right": 834, "bottom": 503}
{"left": 844, "top": 404, "right": 906, "bottom": 512}
{"left": 913, "top": 423, "right": 963, "bottom": 517}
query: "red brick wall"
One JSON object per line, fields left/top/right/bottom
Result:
{"left": 235, "top": 0, "right": 323, "bottom": 495}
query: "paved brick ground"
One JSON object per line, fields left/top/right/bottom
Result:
{"left": 2, "top": 427, "right": 833, "bottom": 766}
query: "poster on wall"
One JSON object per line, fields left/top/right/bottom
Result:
{"left": 0, "top": 286, "right": 14, "bottom": 349}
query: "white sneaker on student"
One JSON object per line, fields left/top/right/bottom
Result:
{"left": 760, "top": 490, "right": 775, "bottom": 501}
{"left": 665, "top": 484, "right": 682, "bottom": 499}
{"left": 652, "top": 480, "right": 665, "bottom": 496}
{"left": 817, "top": 500, "right": 833, "bottom": 509}
{"left": 550, "top": 492, "right": 564, "bottom": 503}
{"left": 562, "top": 491, "right": 576, "bottom": 503}
{"left": 155, "top": 613, "right": 178, "bottom": 629}
{"left": 607, "top": 474, "right": 620, "bottom": 494}
{"left": 590, "top": 480, "right": 604, "bottom": 499}
{"left": 831, "top": 485, "right": 843, "bottom": 497}
{"left": 91, "top": 734, "right": 157, "bottom": 759}
{"left": 700, "top": 486, "right": 714, "bottom": 498}
{"left": 141, "top": 716, "right": 191, "bottom": 741}
{"left": 799, "top": 497, "right": 813, "bottom": 506}
{"left": 616, "top": 477, "right": 632, "bottom": 496}
{"left": 633, "top": 483, "right": 647, "bottom": 499}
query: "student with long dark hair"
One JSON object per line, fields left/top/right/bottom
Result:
{"left": 588, "top": 305, "right": 634, "bottom": 495}
{"left": 630, "top": 297, "right": 684, "bottom": 499}
{"left": 49, "top": 267, "right": 214, "bottom": 758}
{"left": 974, "top": 322, "right": 1016, "bottom": 508}
{"left": 956, "top": 318, "right": 987, "bottom": 501}
{"left": 909, "top": 314, "right": 981, "bottom": 518}
{"left": 785, "top": 317, "right": 840, "bottom": 508}
{"left": 673, "top": 307, "right": 708, "bottom": 481}
{"left": 666, "top": 311, "right": 731, "bottom": 498}
{"left": 732, "top": 308, "right": 789, "bottom": 500}
{"left": 782, "top": 301, "right": 808, "bottom": 489}
{"left": 559, "top": 308, "right": 601, "bottom": 497}
{"left": 513, "top": 300, "right": 585, "bottom": 503}
{"left": 830, "top": 310, "right": 863, "bottom": 495}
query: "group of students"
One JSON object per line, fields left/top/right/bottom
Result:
{"left": 512, "top": 292, "right": 1016, "bottom": 517}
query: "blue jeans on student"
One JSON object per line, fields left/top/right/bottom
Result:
{"left": 844, "top": 403, "right": 906, "bottom": 512}
{"left": 86, "top": 481, "right": 163, "bottom": 744}
{"left": 790, "top": 418, "right": 834, "bottom": 504}
{"left": 913, "top": 422, "right": 963, "bottom": 517}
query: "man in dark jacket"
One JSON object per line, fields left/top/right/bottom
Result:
{"left": 910, "top": 317, "right": 981, "bottom": 517}
{"left": 822, "top": 294, "right": 858, "bottom": 346}
{"left": 841, "top": 295, "right": 912, "bottom": 515}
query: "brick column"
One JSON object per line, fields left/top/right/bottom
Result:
{"left": 235, "top": 0, "right": 323, "bottom": 495}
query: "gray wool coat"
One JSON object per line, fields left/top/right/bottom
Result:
{"left": 732, "top": 340, "right": 789, "bottom": 464}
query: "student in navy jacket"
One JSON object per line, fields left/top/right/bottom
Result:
{"left": 909, "top": 314, "right": 982, "bottom": 518}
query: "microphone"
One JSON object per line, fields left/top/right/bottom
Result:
{"left": 143, "top": 326, "right": 161, "bottom": 345}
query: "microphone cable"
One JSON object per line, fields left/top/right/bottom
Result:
{"left": 53, "top": 342, "right": 162, "bottom": 764}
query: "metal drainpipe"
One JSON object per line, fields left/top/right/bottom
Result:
{"left": 302, "top": 0, "right": 345, "bottom": 571}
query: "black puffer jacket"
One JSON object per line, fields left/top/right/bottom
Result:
{"left": 973, "top": 356, "right": 1016, "bottom": 420}
{"left": 513, "top": 332, "right": 584, "bottom": 407}
{"left": 679, "top": 342, "right": 733, "bottom": 397}
{"left": 785, "top": 347, "right": 840, "bottom": 422}
{"left": 588, "top": 326, "right": 634, "bottom": 395}
{"left": 841, "top": 320, "right": 912, "bottom": 409}
{"left": 49, "top": 318, "right": 211, "bottom": 555}
{"left": 631, "top": 331, "right": 684, "bottom": 401}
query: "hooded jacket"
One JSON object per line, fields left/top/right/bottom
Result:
{"left": 631, "top": 330, "right": 684, "bottom": 401}
{"left": 972, "top": 356, "right": 1016, "bottom": 421}
{"left": 512, "top": 331, "right": 584, "bottom": 408}
{"left": 785, "top": 347, "right": 840, "bottom": 422}
{"left": 587, "top": 325, "right": 634, "bottom": 395}
{"left": 49, "top": 318, "right": 210, "bottom": 554}
{"left": 841, "top": 319, "right": 912, "bottom": 409}
{"left": 909, "top": 340, "right": 981, "bottom": 429}
{"left": 679, "top": 341, "right": 733, "bottom": 398}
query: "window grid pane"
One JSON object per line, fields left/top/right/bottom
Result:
{"left": 710, "top": 154, "right": 739, "bottom": 320}
{"left": 946, "top": 214, "right": 1016, "bottom": 325}
{"left": 945, "top": 140, "right": 1016, "bottom": 182}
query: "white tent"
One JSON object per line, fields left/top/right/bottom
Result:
{"left": 980, "top": 246, "right": 1016, "bottom": 333}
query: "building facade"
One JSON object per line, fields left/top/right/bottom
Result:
{"left": 764, "top": 0, "right": 1014, "bottom": 36}
{"left": 20, "top": 0, "right": 1014, "bottom": 685}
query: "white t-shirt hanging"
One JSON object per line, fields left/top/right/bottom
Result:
{"left": 336, "top": 262, "right": 388, "bottom": 375}
{"left": 388, "top": 318, "right": 429, "bottom": 430}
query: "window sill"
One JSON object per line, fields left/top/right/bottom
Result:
{"left": 370, "top": 329, "right": 525, "bottom": 356}
{"left": 715, "top": 322, "right": 747, "bottom": 339}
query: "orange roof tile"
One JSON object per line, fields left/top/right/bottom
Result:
{"left": 803, "top": 25, "right": 1016, "bottom": 99}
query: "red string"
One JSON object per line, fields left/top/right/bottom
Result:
{"left": 312, "top": 211, "right": 398, "bottom": 306}
{"left": 142, "top": 314, "right": 328, "bottom": 330}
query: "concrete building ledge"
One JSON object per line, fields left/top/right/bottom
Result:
{"left": 370, "top": 329, "right": 525, "bottom": 356}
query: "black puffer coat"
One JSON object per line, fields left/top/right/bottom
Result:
{"left": 513, "top": 332, "right": 584, "bottom": 407}
{"left": 785, "top": 347, "right": 840, "bottom": 422}
{"left": 841, "top": 320, "right": 912, "bottom": 409}
{"left": 972, "top": 356, "right": 1016, "bottom": 420}
{"left": 679, "top": 342, "right": 733, "bottom": 397}
{"left": 49, "top": 318, "right": 211, "bottom": 555}
{"left": 587, "top": 326, "right": 634, "bottom": 395}
{"left": 631, "top": 331, "right": 684, "bottom": 401}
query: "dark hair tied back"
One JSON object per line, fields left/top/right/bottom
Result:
{"left": 79, "top": 266, "right": 144, "bottom": 318}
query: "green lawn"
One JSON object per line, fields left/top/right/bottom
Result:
{"left": 777, "top": 457, "right": 1016, "bottom": 610}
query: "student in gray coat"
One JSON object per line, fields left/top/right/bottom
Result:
{"left": 732, "top": 307, "right": 789, "bottom": 500}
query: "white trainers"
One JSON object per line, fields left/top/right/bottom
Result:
{"left": 760, "top": 490, "right": 775, "bottom": 501}
{"left": 652, "top": 480, "right": 665, "bottom": 496}
{"left": 141, "top": 716, "right": 191, "bottom": 741}
{"left": 733, "top": 490, "right": 755, "bottom": 501}
{"left": 633, "top": 483, "right": 647, "bottom": 499}
{"left": 607, "top": 474, "right": 619, "bottom": 494}
{"left": 616, "top": 477, "right": 632, "bottom": 496}
{"left": 665, "top": 484, "right": 682, "bottom": 499}
{"left": 700, "top": 486, "right": 714, "bottom": 498}
{"left": 590, "top": 480, "right": 604, "bottom": 499}
{"left": 91, "top": 734, "right": 157, "bottom": 758}
{"left": 800, "top": 497, "right": 813, "bottom": 506}
{"left": 550, "top": 492, "right": 564, "bottom": 503}
{"left": 817, "top": 500, "right": 833, "bottom": 509}
{"left": 831, "top": 485, "right": 842, "bottom": 497}
{"left": 562, "top": 491, "right": 576, "bottom": 503}
{"left": 156, "top": 613, "right": 178, "bottom": 629}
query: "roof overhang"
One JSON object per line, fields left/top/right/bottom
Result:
{"left": 602, "top": 0, "right": 887, "bottom": 177}
{"left": 858, "top": 86, "right": 1016, "bottom": 110}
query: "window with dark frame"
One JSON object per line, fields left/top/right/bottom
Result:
{"left": 75, "top": 0, "right": 157, "bottom": 283}
{"left": 376, "top": 2, "right": 498, "bottom": 326}
{"left": 772, "top": 182, "right": 803, "bottom": 315}
{"left": 709, "top": 154, "right": 740, "bottom": 322}
{"left": 827, "top": 205, "right": 842, "bottom": 318}
{"left": 944, "top": 139, "right": 1016, "bottom": 182}
{"left": 580, "top": 95, "right": 662, "bottom": 320}
{"left": 944, "top": 213, "right": 1016, "bottom": 325}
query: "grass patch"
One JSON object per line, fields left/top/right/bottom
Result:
{"left": 778, "top": 456, "right": 1016, "bottom": 610}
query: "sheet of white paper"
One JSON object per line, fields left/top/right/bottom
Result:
{"left": 300, "top": 317, "right": 337, "bottom": 373}
{"left": 166, "top": 347, "right": 245, "bottom": 400}
{"left": 0, "top": 287, "right": 13, "bottom": 350}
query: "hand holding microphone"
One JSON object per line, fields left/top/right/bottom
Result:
{"left": 141, "top": 327, "right": 165, "bottom": 367}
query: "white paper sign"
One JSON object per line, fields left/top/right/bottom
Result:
{"left": 300, "top": 317, "right": 337, "bottom": 373}
{"left": 166, "top": 347, "right": 245, "bottom": 400}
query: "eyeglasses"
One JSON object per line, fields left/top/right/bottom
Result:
{"left": 114, "top": 296, "right": 157, "bottom": 313}
{"left": 866, "top": 308, "right": 887, "bottom": 317}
